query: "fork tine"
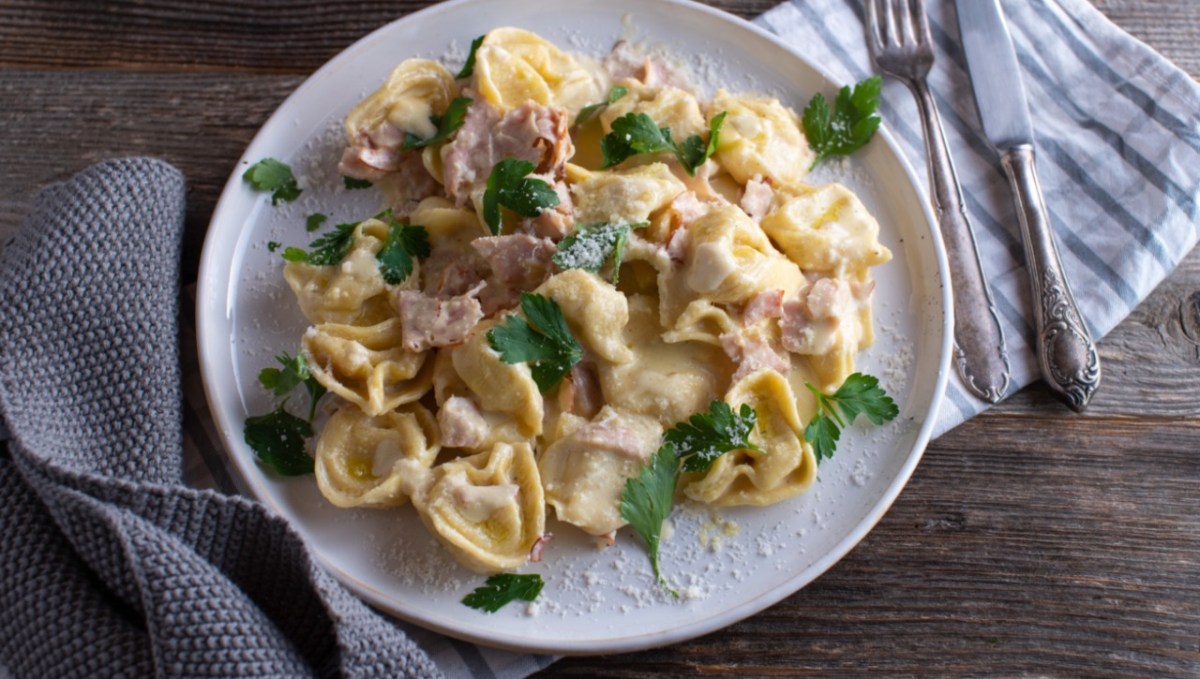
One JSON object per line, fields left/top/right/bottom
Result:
{"left": 896, "top": 0, "right": 916, "bottom": 46}
{"left": 882, "top": 0, "right": 899, "bottom": 47}
{"left": 912, "top": 0, "right": 933, "bottom": 47}
{"left": 866, "top": 0, "right": 884, "bottom": 52}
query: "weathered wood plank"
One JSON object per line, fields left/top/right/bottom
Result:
{"left": 0, "top": 0, "right": 775, "bottom": 72}
{"left": 1, "top": 2, "right": 1194, "bottom": 76}
{"left": 544, "top": 416, "right": 1200, "bottom": 677}
{"left": 0, "top": 70, "right": 301, "bottom": 280}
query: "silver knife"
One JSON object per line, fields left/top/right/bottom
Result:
{"left": 955, "top": 0, "right": 1101, "bottom": 411}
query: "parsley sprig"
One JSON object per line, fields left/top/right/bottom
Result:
{"left": 801, "top": 76, "right": 882, "bottom": 169}
{"left": 481, "top": 159, "right": 561, "bottom": 235}
{"left": 282, "top": 221, "right": 357, "bottom": 266}
{"left": 402, "top": 96, "right": 473, "bottom": 151}
{"left": 619, "top": 444, "right": 681, "bottom": 594}
{"left": 552, "top": 221, "right": 645, "bottom": 284}
{"left": 575, "top": 84, "right": 629, "bottom": 126}
{"left": 455, "top": 35, "right": 484, "bottom": 79}
{"left": 667, "top": 401, "right": 761, "bottom": 473}
{"left": 343, "top": 176, "right": 372, "bottom": 190}
{"left": 305, "top": 213, "right": 328, "bottom": 232}
{"left": 487, "top": 292, "right": 583, "bottom": 392}
{"left": 600, "top": 111, "right": 726, "bottom": 176}
{"left": 803, "top": 372, "right": 899, "bottom": 463}
{"left": 244, "top": 409, "right": 314, "bottom": 476}
{"left": 375, "top": 213, "right": 431, "bottom": 285}
{"left": 243, "top": 353, "right": 328, "bottom": 476}
{"left": 620, "top": 400, "right": 761, "bottom": 593}
{"left": 243, "top": 158, "right": 302, "bottom": 205}
{"left": 462, "top": 573, "right": 544, "bottom": 613}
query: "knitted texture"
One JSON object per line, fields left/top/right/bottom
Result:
{"left": 0, "top": 158, "right": 442, "bottom": 678}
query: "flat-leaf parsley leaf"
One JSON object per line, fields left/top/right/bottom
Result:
{"left": 574, "top": 84, "right": 629, "bottom": 125}
{"left": 481, "top": 159, "right": 560, "bottom": 235}
{"left": 402, "top": 96, "right": 473, "bottom": 150}
{"left": 243, "top": 407, "right": 314, "bottom": 476}
{"left": 666, "top": 400, "right": 761, "bottom": 473}
{"left": 455, "top": 35, "right": 484, "bottom": 79}
{"left": 462, "top": 573, "right": 544, "bottom": 613}
{"left": 804, "top": 372, "right": 898, "bottom": 463}
{"left": 282, "top": 221, "right": 357, "bottom": 266}
{"left": 258, "top": 352, "right": 327, "bottom": 421}
{"left": 552, "top": 221, "right": 646, "bottom": 284}
{"left": 343, "top": 176, "right": 372, "bottom": 190}
{"left": 619, "top": 443, "right": 681, "bottom": 595}
{"left": 487, "top": 292, "right": 582, "bottom": 392}
{"left": 243, "top": 158, "right": 302, "bottom": 205}
{"left": 601, "top": 111, "right": 727, "bottom": 176}
{"left": 802, "top": 75, "right": 882, "bottom": 169}
{"left": 375, "top": 216, "right": 431, "bottom": 285}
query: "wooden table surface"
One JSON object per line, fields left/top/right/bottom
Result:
{"left": 2, "top": 1, "right": 1197, "bottom": 676}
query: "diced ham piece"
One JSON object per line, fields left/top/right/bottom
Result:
{"left": 743, "top": 289, "right": 784, "bottom": 326}
{"left": 720, "top": 330, "right": 792, "bottom": 383}
{"left": 669, "top": 191, "right": 708, "bottom": 226}
{"left": 523, "top": 179, "right": 575, "bottom": 241}
{"left": 386, "top": 152, "right": 442, "bottom": 219}
{"left": 779, "top": 278, "right": 852, "bottom": 355}
{"left": 471, "top": 234, "right": 558, "bottom": 315}
{"left": 438, "top": 396, "right": 489, "bottom": 449}
{"left": 340, "top": 124, "right": 405, "bottom": 179}
{"left": 569, "top": 411, "right": 656, "bottom": 461}
{"left": 421, "top": 247, "right": 488, "bottom": 297}
{"left": 805, "top": 278, "right": 852, "bottom": 320}
{"left": 739, "top": 174, "right": 773, "bottom": 222}
{"left": 604, "top": 40, "right": 696, "bottom": 93}
{"left": 604, "top": 41, "right": 646, "bottom": 82}
{"left": 393, "top": 286, "right": 485, "bottom": 352}
{"left": 530, "top": 533, "right": 554, "bottom": 562}
{"left": 557, "top": 362, "right": 603, "bottom": 420}
{"left": 666, "top": 224, "right": 690, "bottom": 263}
{"left": 440, "top": 97, "right": 501, "bottom": 204}
{"left": 441, "top": 100, "right": 574, "bottom": 207}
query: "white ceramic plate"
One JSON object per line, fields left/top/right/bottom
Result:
{"left": 197, "top": 0, "right": 951, "bottom": 655}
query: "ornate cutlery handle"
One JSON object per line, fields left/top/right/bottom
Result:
{"left": 911, "top": 79, "right": 1011, "bottom": 403}
{"left": 1000, "top": 144, "right": 1101, "bottom": 411}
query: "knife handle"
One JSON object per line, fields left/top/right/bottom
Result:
{"left": 911, "top": 79, "right": 1011, "bottom": 403}
{"left": 1000, "top": 144, "right": 1101, "bottom": 411}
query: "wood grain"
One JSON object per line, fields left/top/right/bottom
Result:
{"left": 0, "top": 1, "right": 1197, "bottom": 677}
{"left": 0, "top": 0, "right": 776, "bottom": 72}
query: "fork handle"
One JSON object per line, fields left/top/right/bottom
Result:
{"left": 909, "top": 78, "right": 1011, "bottom": 403}
{"left": 1000, "top": 145, "right": 1101, "bottom": 411}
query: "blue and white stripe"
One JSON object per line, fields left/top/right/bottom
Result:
{"left": 759, "top": 0, "right": 1200, "bottom": 434}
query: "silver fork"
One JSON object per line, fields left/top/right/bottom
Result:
{"left": 866, "top": 0, "right": 1011, "bottom": 403}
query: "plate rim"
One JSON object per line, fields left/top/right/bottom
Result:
{"left": 196, "top": 0, "right": 953, "bottom": 656}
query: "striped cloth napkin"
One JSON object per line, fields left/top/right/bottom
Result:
{"left": 760, "top": 0, "right": 1200, "bottom": 435}
{"left": 153, "top": 0, "right": 1200, "bottom": 677}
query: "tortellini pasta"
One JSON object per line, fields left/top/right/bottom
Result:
{"left": 314, "top": 403, "right": 440, "bottom": 508}
{"left": 267, "top": 27, "right": 895, "bottom": 577}
{"left": 283, "top": 219, "right": 397, "bottom": 326}
{"left": 711, "top": 89, "right": 815, "bottom": 187}
{"left": 302, "top": 318, "right": 432, "bottom": 416}
{"left": 760, "top": 183, "right": 893, "bottom": 274}
{"left": 683, "top": 369, "right": 817, "bottom": 507}
{"left": 413, "top": 442, "right": 545, "bottom": 573}
{"left": 539, "top": 406, "right": 662, "bottom": 536}
{"left": 345, "top": 58, "right": 459, "bottom": 145}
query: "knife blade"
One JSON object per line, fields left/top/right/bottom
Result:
{"left": 954, "top": 0, "right": 1101, "bottom": 411}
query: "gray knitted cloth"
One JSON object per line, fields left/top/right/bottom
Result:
{"left": 0, "top": 158, "right": 441, "bottom": 678}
